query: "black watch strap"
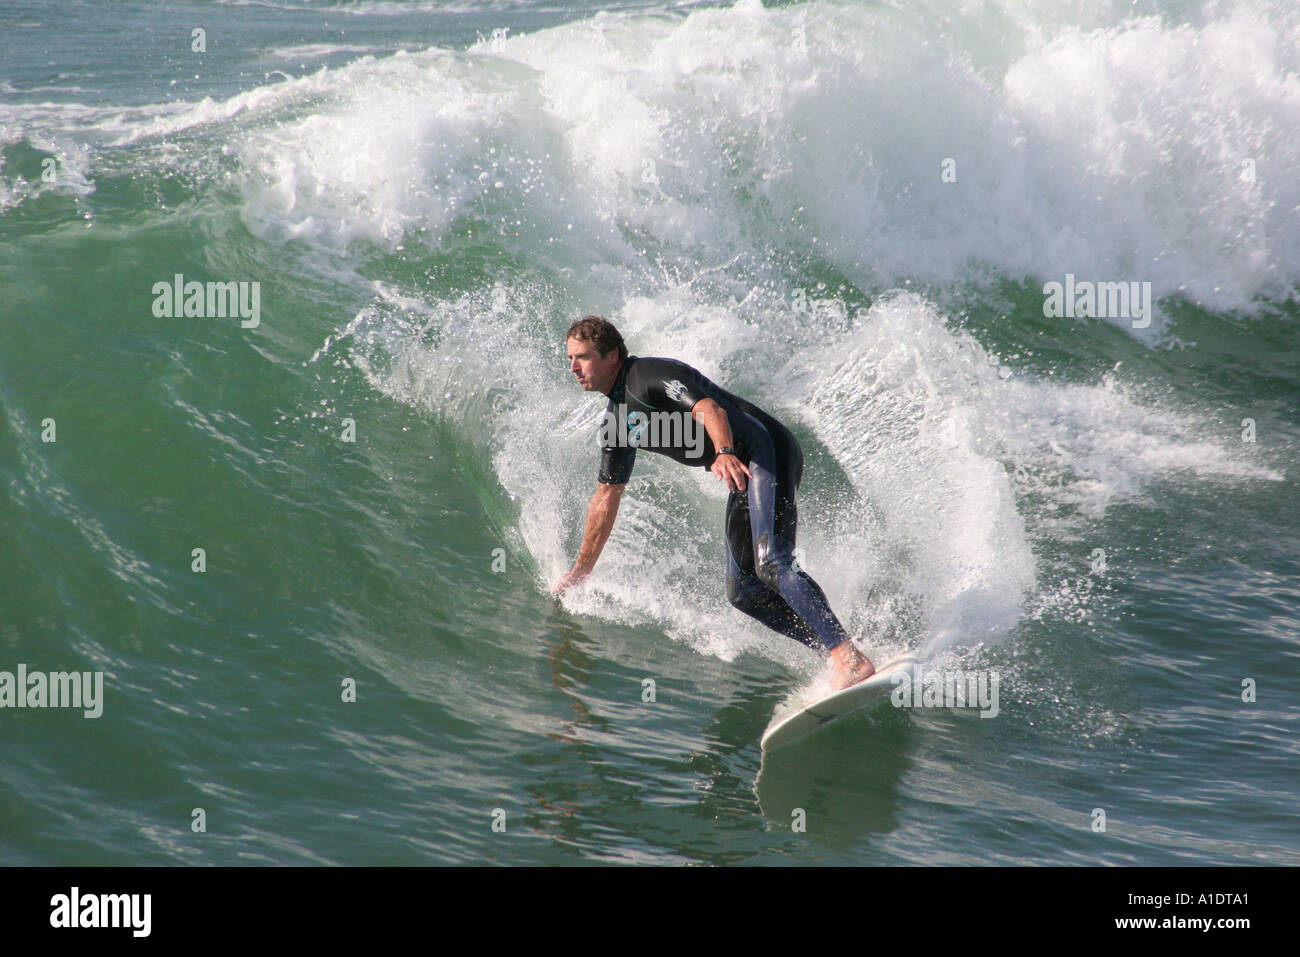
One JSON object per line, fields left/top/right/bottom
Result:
{"left": 716, "top": 446, "right": 736, "bottom": 457}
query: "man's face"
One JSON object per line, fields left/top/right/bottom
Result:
{"left": 566, "top": 336, "right": 621, "bottom": 394}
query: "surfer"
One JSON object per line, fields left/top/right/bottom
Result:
{"left": 552, "top": 316, "right": 876, "bottom": 690}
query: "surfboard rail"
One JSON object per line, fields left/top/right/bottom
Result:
{"left": 759, "top": 653, "right": 923, "bottom": 751}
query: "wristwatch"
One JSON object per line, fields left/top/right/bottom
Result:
{"left": 716, "top": 446, "right": 736, "bottom": 457}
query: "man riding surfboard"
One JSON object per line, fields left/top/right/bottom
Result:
{"left": 552, "top": 316, "right": 876, "bottom": 690}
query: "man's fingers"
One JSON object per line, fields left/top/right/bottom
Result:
{"left": 719, "top": 462, "right": 746, "bottom": 492}
{"left": 711, "top": 460, "right": 748, "bottom": 492}
{"left": 555, "top": 569, "right": 590, "bottom": 592}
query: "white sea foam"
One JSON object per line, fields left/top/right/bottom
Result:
{"left": 215, "top": 0, "right": 1300, "bottom": 318}
{"left": 8, "top": 0, "right": 1297, "bottom": 318}
{"left": 259, "top": 43, "right": 416, "bottom": 60}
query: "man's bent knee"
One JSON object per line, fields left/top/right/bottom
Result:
{"left": 752, "top": 532, "right": 788, "bottom": 592}
{"left": 755, "top": 558, "right": 783, "bottom": 592}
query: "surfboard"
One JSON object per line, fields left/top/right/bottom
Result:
{"left": 759, "top": 652, "right": 923, "bottom": 752}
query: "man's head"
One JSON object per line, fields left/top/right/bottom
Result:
{"left": 566, "top": 315, "right": 626, "bottom": 395}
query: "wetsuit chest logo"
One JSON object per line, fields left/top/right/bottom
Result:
{"left": 664, "top": 379, "right": 688, "bottom": 402}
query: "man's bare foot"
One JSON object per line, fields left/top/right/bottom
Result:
{"left": 829, "top": 643, "right": 876, "bottom": 691}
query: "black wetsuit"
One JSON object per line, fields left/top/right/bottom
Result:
{"left": 598, "top": 355, "right": 850, "bottom": 652}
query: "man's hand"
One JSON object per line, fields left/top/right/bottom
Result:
{"left": 710, "top": 452, "right": 752, "bottom": 493}
{"left": 554, "top": 482, "right": 625, "bottom": 596}
{"left": 552, "top": 567, "right": 590, "bottom": 594}
{"left": 691, "top": 398, "right": 751, "bottom": 492}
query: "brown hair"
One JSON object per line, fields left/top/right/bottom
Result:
{"left": 566, "top": 315, "right": 628, "bottom": 361}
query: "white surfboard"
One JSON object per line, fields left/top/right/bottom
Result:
{"left": 760, "top": 653, "right": 922, "bottom": 752}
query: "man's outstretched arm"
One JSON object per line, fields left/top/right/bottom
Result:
{"left": 552, "top": 481, "right": 626, "bottom": 593}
